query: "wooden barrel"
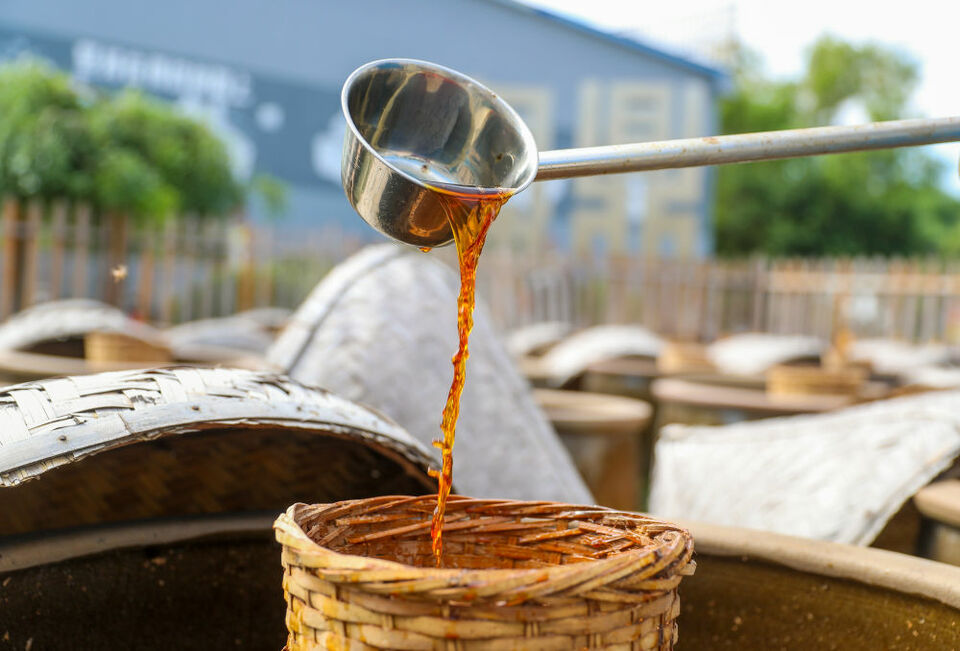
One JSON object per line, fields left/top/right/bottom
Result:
{"left": 534, "top": 388, "right": 652, "bottom": 510}
{"left": 652, "top": 378, "right": 852, "bottom": 427}
{"left": 679, "top": 520, "right": 960, "bottom": 649}
{"left": 657, "top": 341, "right": 716, "bottom": 375}
{"left": 84, "top": 331, "right": 173, "bottom": 363}
{"left": 766, "top": 363, "right": 867, "bottom": 397}
{"left": 915, "top": 480, "right": 960, "bottom": 566}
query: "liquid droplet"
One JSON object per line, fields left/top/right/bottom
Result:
{"left": 420, "top": 247, "right": 431, "bottom": 253}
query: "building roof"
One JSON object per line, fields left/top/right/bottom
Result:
{"left": 492, "top": 0, "right": 728, "bottom": 83}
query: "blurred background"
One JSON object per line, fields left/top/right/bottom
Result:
{"left": 0, "top": 0, "right": 958, "bottom": 338}
{"left": 2, "top": 0, "right": 960, "bottom": 622}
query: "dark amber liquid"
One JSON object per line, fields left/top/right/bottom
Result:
{"left": 428, "top": 184, "right": 509, "bottom": 564}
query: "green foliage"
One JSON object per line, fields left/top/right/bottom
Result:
{"left": 0, "top": 58, "right": 286, "bottom": 221}
{"left": 715, "top": 36, "right": 960, "bottom": 257}
{"left": 88, "top": 91, "right": 243, "bottom": 216}
{"left": 93, "top": 148, "right": 178, "bottom": 218}
{"left": 249, "top": 173, "right": 289, "bottom": 219}
{"left": 0, "top": 60, "right": 96, "bottom": 199}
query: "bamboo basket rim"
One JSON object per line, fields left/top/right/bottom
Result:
{"left": 275, "top": 495, "right": 694, "bottom": 591}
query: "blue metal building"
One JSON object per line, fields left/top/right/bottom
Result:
{"left": 0, "top": 0, "right": 726, "bottom": 257}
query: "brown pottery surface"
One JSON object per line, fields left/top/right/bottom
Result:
{"left": 679, "top": 520, "right": 960, "bottom": 650}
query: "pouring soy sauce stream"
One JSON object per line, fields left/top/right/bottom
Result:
{"left": 340, "top": 58, "right": 960, "bottom": 561}
{"left": 428, "top": 185, "right": 509, "bottom": 561}
{"left": 341, "top": 59, "right": 537, "bottom": 562}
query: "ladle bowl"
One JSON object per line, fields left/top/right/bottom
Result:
{"left": 341, "top": 59, "right": 538, "bottom": 248}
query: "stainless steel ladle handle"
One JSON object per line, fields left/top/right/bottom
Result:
{"left": 536, "top": 116, "right": 960, "bottom": 180}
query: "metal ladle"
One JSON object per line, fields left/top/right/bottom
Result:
{"left": 341, "top": 58, "right": 960, "bottom": 249}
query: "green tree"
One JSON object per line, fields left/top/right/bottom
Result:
{"left": 0, "top": 60, "right": 97, "bottom": 199}
{"left": 0, "top": 58, "right": 283, "bottom": 221}
{"left": 88, "top": 91, "right": 242, "bottom": 216}
{"left": 715, "top": 36, "right": 960, "bottom": 256}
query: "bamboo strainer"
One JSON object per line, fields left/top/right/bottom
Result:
{"left": 274, "top": 495, "right": 695, "bottom": 650}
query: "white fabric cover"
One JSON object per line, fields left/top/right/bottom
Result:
{"left": 167, "top": 315, "right": 275, "bottom": 354}
{"left": 268, "top": 244, "right": 593, "bottom": 504}
{"left": 706, "top": 333, "right": 824, "bottom": 376}
{"left": 903, "top": 366, "right": 960, "bottom": 389}
{"left": 650, "top": 390, "right": 960, "bottom": 545}
{"left": 506, "top": 321, "right": 573, "bottom": 358}
{"left": 533, "top": 325, "right": 665, "bottom": 386}
{"left": 848, "top": 338, "right": 953, "bottom": 375}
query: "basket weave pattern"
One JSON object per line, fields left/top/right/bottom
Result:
{"left": 275, "top": 495, "right": 694, "bottom": 650}
{"left": 0, "top": 367, "right": 436, "bottom": 535}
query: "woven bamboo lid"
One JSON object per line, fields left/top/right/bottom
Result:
{"left": 0, "top": 367, "right": 436, "bottom": 536}
{"left": 267, "top": 244, "right": 593, "bottom": 504}
{"left": 0, "top": 298, "right": 162, "bottom": 354}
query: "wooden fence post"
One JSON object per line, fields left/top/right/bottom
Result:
{"left": 236, "top": 223, "right": 255, "bottom": 312}
{"left": 19, "top": 200, "right": 42, "bottom": 308}
{"left": 216, "top": 218, "right": 232, "bottom": 317}
{"left": 198, "top": 220, "right": 217, "bottom": 319}
{"left": 103, "top": 213, "right": 129, "bottom": 307}
{"left": 255, "top": 224, "right": 274, "bottom": 308}
{"left": 49, "top": 201, "right": 67, "bottom": 301}
{"left": 751, "top": 258, "right": 767, "bottom": 333}
{"left": 179, "top": 217, "right": 197, "bottom": 322}
{"left": 1, "top": 199, "right": 20, "bottom": 318}
{"left": 72, "top": 204, "right": 91, "bottom": 299}
{"left": 136, "top": 222, "right": 156, "bottom": 320}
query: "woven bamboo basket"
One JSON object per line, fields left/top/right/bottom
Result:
{"left": 85, "top": 330, "right": 172, "bottom": 363}
{"left": 275, "top": 495, "right": 694, "bottom": 650}
{"left": 657, "top": 342, "right": 716, "bottom": 375}
{"left": 766, "top": 364, "right": 866, "bottom": 397}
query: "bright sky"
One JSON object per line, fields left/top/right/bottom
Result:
{"left": 522, "top": 0, "right": 960, "bottom": 194}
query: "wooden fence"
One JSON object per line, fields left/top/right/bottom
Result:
{"left": 0, "top": 198, "right": 362, "bottom": 324}
{"left": 478, "top": 253, "right": 960, "bottom": 343}
{"left": 3, "top": 196, "right": 960, "bottom": 343}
